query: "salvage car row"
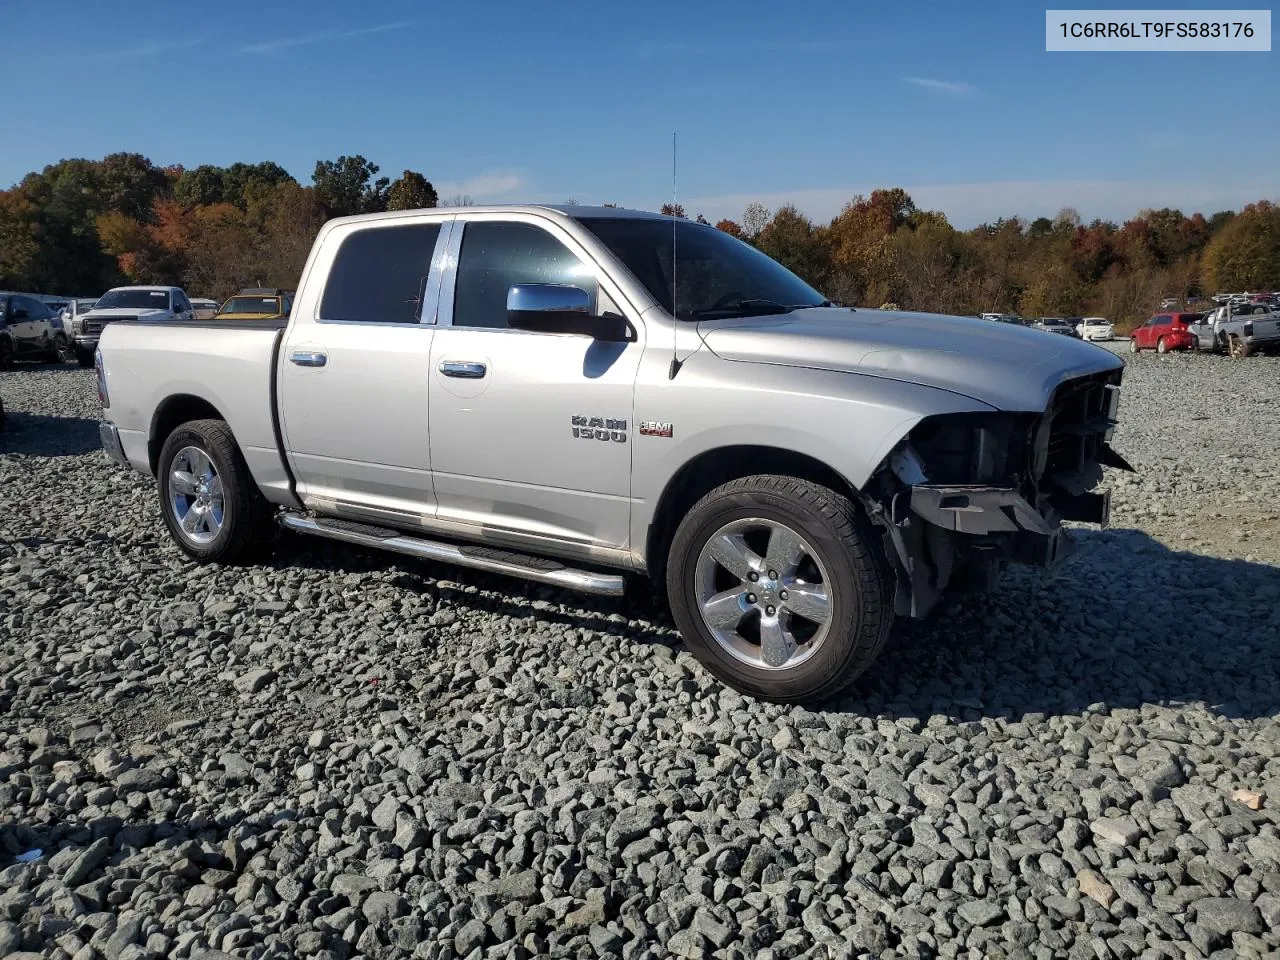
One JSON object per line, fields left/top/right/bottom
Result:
{"left": 0, "top": 287, "right": 294, "bottom": 369}
{"left": 980, "top": 298, "right": 1280, "bottom": 359}
{"left": 1130, "top": 300, "right": 1280, "bottom": 358}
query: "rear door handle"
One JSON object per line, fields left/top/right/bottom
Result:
{"left": 289, "top": 350, "right": 327, "bottom": 367}
{"left": 439, "top": 361, "right": 486, "bottom": 379}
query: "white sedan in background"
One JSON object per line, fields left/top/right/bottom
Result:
{"left": 1079, "top": 317, "right": 1114, "bottom": 341}
{"left": 190, "top": 298, "right": 220, "bottom": 320}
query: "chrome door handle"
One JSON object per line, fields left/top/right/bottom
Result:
{"left": 439, "top": 361, "right": 486, "bottom": 379}
{"left": 289, "top": 350, "right": 327, "bottom": 367}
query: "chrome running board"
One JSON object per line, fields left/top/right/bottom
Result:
{"left": 279, "top": 514, "right": 626, "bottom": 597}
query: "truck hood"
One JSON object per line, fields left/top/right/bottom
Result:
{"left": 85, "top": 308, "right": 171, "bottom": 320}
{"left": 699, "top": 307, "right": 1124, "bottom": 411}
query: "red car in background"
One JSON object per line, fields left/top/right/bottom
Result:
{"left": 1130, "top": 312, "right": 1200, "bottom": 354}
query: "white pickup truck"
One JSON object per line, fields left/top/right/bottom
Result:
{"left": 96, "top": 205, "right": 1130, "bottom": 702}
{"left": 73, "top": 285, "right": 195, "bottom": 366}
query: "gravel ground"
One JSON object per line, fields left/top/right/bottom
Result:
{"left": 2, "top": 347, "right": 1279, "bottom": 960}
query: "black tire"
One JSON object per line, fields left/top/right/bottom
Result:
{"left": 1229, "top": 337, "right": 1252, "bottom": 359}
{"left": 665, "top": 475, "right": 893, "bottom": 704}
{"left": 1129, "top": 338, "right": 1140, "bottom": 354}
{"left": 75, "top": 347, "right": 94, "bottom": 368}
{"left": 1156, "top": 336, "right": 1167, "bottom": 354}
{"left": 0, "top": 336, "right": 12, "bottom": 370}
{"left": 157, "top": 418, "right": 275, "bottom": 564}
{"left": 45, "top": 334, "right": 71, "bottom": 364}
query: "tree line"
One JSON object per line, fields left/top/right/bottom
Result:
{"left": 0, "top": 153, "right": 445, "bottom": 302}
{"left": 2, "top": 153, "right": 1278, "bottom": 330}
{"left": 686, "top": 191, "right": 1280, "bottom": 332}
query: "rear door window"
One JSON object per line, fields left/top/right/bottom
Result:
{"left": 320, "top": 222, "right": 442, "bottom": 324}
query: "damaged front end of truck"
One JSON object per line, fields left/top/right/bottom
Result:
{"left": 862, "top": 369, "right": 1135, "bottom": 619}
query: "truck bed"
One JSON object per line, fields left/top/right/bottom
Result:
{"left": 110, "top": 316, "right": 290, "bottom": 331}
{"left": 96, "top": 318, "right": 297, "bottom": 506}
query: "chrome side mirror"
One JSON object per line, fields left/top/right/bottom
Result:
{"left": 507, "top": 283, "right": 591, "bottom": 316}
{"left": 506, "top": 284, "right": 630, "bottom": 341}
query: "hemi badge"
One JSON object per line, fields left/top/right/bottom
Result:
{"left": 639, "top": 420, "right": 674, "bottom": 438}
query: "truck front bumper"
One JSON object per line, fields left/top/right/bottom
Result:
{"left": 909, "top": 483, "right": 1109, "bottom": 566}
{"left": 100, "top": 420, "right": 127, "bottom": 465}
{"left": 872, "top": 482, "right": 1112, "bottom": 618}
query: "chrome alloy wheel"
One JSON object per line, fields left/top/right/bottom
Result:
{"left": 693, "top": 517, "right": 833, "bottom": 670}
{"left": 169, "top": 445, "right": 224, "bottom": 545}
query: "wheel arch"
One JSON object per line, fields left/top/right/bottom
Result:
{"left": 149, "top": 394, "right": 227, "bottom": 473}
{"left": 644, "top": 444, "right": 863, "bottom": 587}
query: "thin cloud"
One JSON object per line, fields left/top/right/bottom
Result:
{"left": 81, "top": 38, "right": 207, "bottom": 62}
{"left": 637, "top": 37, "right": 883, "bottom": 60}
{"left": 903, "top": 76, "right": 976, "bottom": 97}
{"left": 435, "top": 173, "right": 525, "bottom": 200}
{"left": 239, "top": 21, "right": 411, "bottom": 55}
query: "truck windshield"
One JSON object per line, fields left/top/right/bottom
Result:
{"left": 220, "top": 297, "right": 280, "bottom": 314}
{"left": 94, "top": 290, "right": 170, "bottom": 309}
{"left": 574, "top": 216, "right": 827, "bottom": 321}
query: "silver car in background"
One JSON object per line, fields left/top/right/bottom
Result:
{"left": 190, "top": 298, "right": 220, "bottom": 320}
{"left": 59, "top": 298, "right": 100, "bottom": 366}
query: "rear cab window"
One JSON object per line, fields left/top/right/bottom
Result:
{"left": 319, "top": 222, "right": 443, "bottom": 323}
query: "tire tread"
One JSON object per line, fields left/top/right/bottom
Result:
{"left": 158, "top": 418, "right": 274, "bottom": 564}
{"left": 667, "top": 474, "right": 893, "bottom": 703}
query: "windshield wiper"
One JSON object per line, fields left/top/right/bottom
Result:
{"left": 691, "top": 298, "right": 793, "bottom": 318}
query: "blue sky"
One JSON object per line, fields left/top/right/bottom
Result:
{"left": 4, "top": 0, "right": 1277, "bottom": 227}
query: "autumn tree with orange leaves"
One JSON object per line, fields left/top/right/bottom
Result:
{"left": 0, "top": 152, "right": 1273, "bottom": 330}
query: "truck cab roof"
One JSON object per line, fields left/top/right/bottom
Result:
{"left": 104, "top": 284, "right": 184, "bottom": 293}
{"left": 323, "top": 204, "right": 669, "bottom": 230}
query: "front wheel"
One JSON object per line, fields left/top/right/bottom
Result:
{"left": 665, "top": 475, "right": 893, "bottom": 704}
{"left": 157, "top": 418, "right": 275, "bottom": 564}
{"left": 46, "top": 334, "right": 71, "bottom": 363}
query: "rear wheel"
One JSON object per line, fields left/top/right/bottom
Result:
{"left": 665, "top": 475, "right": 893, "bottom": 704}
{"left": 1156, "top": 337, "right": 1168, "bottom": 354}
{"left": 1229, "top": 336, "right": 1251, "bottom": 359}
{"left": 157, "top": 418, "right": 275, "bottom": 564}
{"left": 0, "top": 337, "right": 13, "bottom": 369}
{"left": 1129, "top": 338, "right": 1140, "bottom": 354}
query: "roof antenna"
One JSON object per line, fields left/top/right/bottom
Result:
{"left": 668, "top": 131, "right": 682, "bottom": 380}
